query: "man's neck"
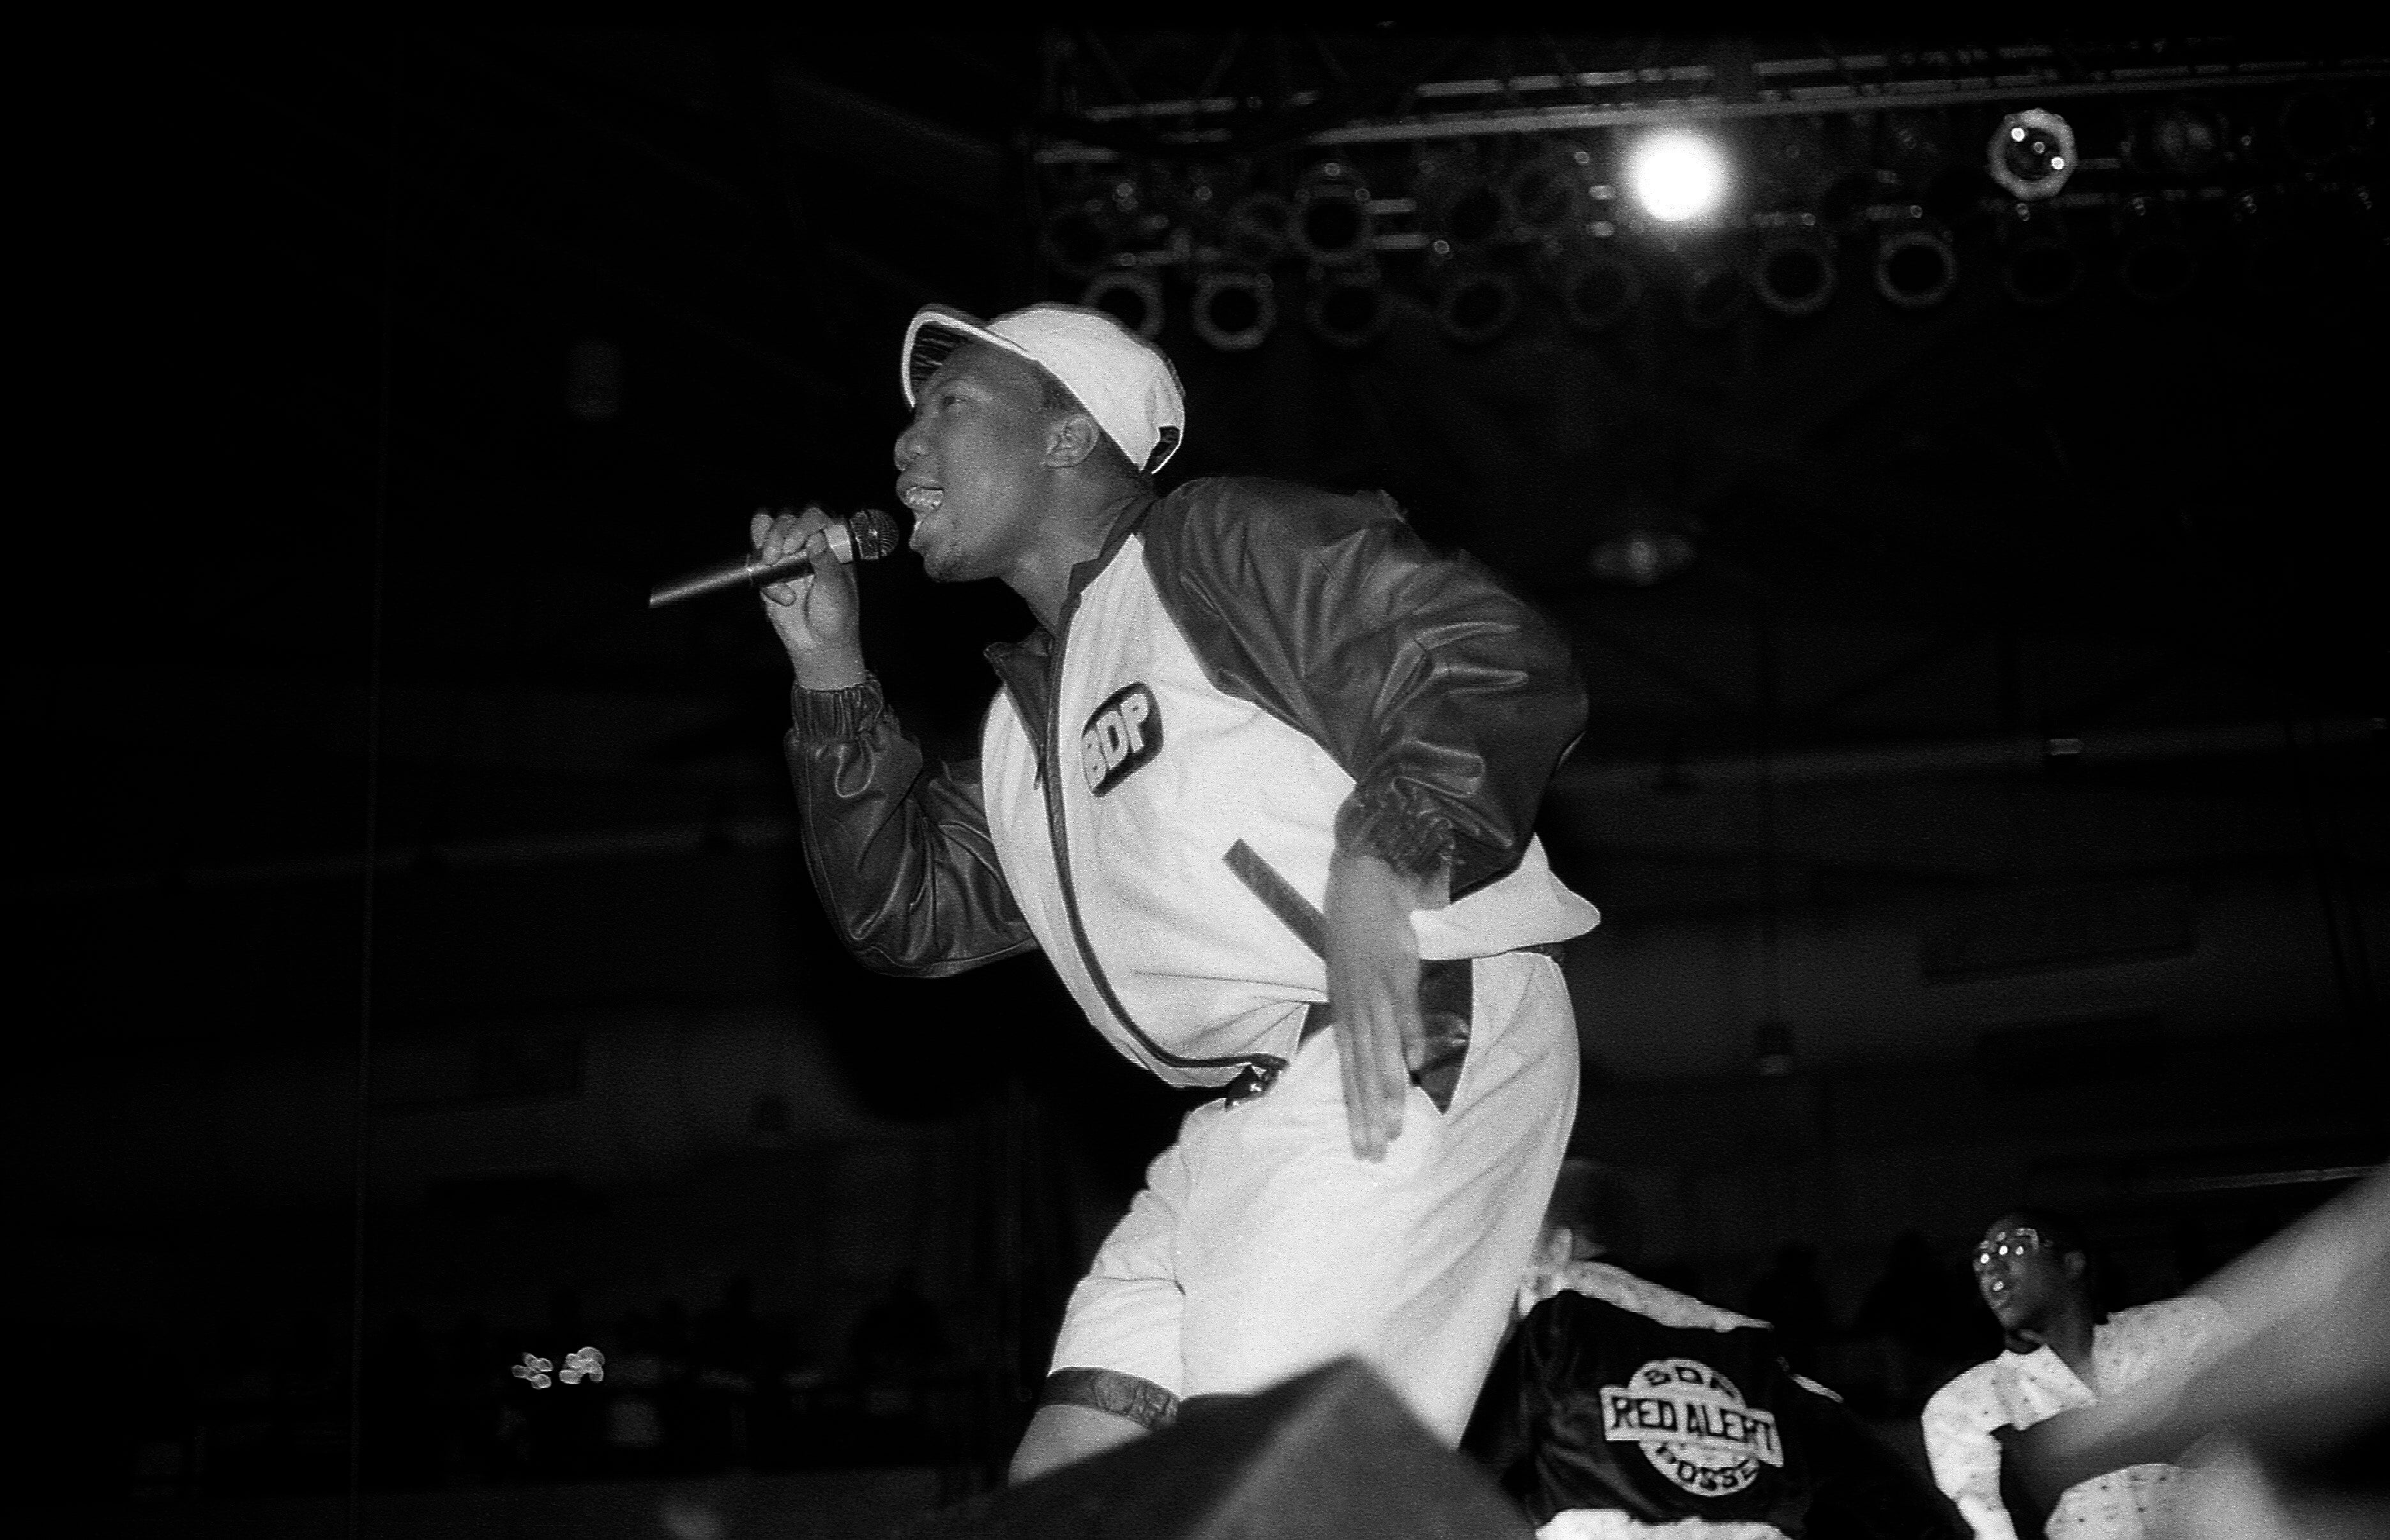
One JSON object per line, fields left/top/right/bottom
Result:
{"left": 2022, "top": 1295, "right": 2099, "bottom": 1381}
{"left": 1009, "top": 479, "right": 1141, "bottom": 631}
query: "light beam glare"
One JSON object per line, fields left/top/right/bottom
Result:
{"left": 1627, "top": 131, "right": 1730, "bottom": 223}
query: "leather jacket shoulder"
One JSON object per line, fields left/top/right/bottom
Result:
{"left": 1134, "top": 476, "right": 1587, "bottom": 900}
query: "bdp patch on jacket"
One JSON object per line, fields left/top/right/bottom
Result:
{"left": 1601, "top": 1357, "right": 1783, "bottom": 1497}
{"left": 1080, "top": 683, "right": 1163, "bottom": 796}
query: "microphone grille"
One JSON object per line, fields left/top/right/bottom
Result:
{"left": 848, "top": 506, "right": 903, "bottom": 562}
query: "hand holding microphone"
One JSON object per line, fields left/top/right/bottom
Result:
{"left": 646, "top": 505, "right": 901, "bottom": 607}
{"left": 650, "top": 505, "right": 899, "bottom": 690}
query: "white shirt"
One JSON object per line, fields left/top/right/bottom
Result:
{"left": 1921, "top": 1297, "right": 2227, "bottom": 1540}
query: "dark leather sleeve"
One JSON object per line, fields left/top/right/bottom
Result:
{"left": 782, "top": 676, "right": 1038, "bottom": 977}
{"left": 1140, "top": 478, "right": 1587, "bottom": 899}
{"left": 1501, "top": 1295, "right": 1628, "bottom": 1526}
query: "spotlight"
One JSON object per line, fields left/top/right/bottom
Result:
{"left": 1218, "top": 191, "right": 1294, "bottom": 269}
{"left": 1291, "top": 163, "right": 1375, "bottom": 268}
{"left": 1626, "top": 130, "right": 1730, "bottom": 223}
{"left": 1434, "top": 266, "right": 1519, "bottom": 347}
{"left": 1999, "top": 204, "right": 2081, "bottom": 308}
{"left": 1873, "top": 223, "right": 1959, "bottom": 309}
{"left": 1988, "top": 109, "right": 2078, "bottom": 201}
{"left": 1041, "top": 195, "right": 1122, "bottom": 281}
{"left": 1555, "top": 250, "right": 1644, "bottom": 332}
{"left": 1080, "top": 269, "right": 1165, "bottom": 340}
{"left": 2115, "top": 196, "right": 2197, "bottom": 306}
{"left": 1303, "top": 264, "right": 1389, "bottom": 349}
{"left": 1679, "top": 262, "right": 1749, "bottom": 331}
{"left": 1753, "top": 229, "right": 1838, "bottom": 317}
{"left": 1190, "top": 270, "right": 1277, "bottom": 352}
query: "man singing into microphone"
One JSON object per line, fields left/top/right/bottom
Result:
{"left": 757, "top": 302, "right": 1597, "bottom": 1483}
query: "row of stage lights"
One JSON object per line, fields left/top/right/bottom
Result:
{"left": 1037, "top": 87, "right": 2384, "bottom": 351}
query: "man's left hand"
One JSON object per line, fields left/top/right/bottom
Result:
{"left": 1324, "top": 849, "right": 1430, "bottom": 1161}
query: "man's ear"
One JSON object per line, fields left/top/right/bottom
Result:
{"left": 2061, "top": 1250, "right": 2089, "bottom": 1281}
{"left": 1044, "top": 410, "right": 1103, "bottom": 468}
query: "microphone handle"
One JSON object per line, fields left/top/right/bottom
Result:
{"left": 647, "top": 517, "right": 868, "bottom": 608}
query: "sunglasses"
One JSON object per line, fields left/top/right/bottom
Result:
{"left": 1972, "top": 1227, "right": 2048, "bottom": 1272}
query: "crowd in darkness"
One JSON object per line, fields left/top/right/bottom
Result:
{"left": 57, "top": 1212, "right": 2274, "bottom": 1503}
{"left": 365, "top": 1274, "right": 974, "bottom": 1491}
{"left": 89, "top": 1273, "right": 976, "bottom": 1502}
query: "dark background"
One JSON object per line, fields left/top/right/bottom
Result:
{"left": 10, "top": 25, "right": 2382, "bottom": 1529}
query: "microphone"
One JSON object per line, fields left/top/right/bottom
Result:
{"left": 647, "top": 507, "right": 904, "bottom": 608}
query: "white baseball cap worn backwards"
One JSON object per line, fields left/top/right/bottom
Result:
{"left": 901, "top": 302, "right": 1186, "bottom": 475}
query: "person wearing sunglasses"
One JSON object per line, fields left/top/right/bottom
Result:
{"left": 1921, "top": 1211, "right": 2224, "bottom": 1539}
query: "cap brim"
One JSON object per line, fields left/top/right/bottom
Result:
{"left": 901, "top": 305, "right": 1040, "bottom": 405}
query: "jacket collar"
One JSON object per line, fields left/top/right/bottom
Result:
{"left": 981, "top": 487, "right": 1158, "bottom": 716}
{"left": 1059, "top": 487, "right": 1158, "bottom": 618}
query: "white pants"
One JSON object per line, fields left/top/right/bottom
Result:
{"left": 1046, "top": 949, "right": 1580, "bottom": 1445}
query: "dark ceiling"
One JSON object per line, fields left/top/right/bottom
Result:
{"left": 12, "top": 27, "right": 2384, "bottom": 1080}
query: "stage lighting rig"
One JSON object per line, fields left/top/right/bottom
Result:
{"left": 2230, "top": 185, "right": 2375, "bottom": 310}
{"left": 1292, "top": 162, "right": 1376, "bottom": 268}
{"left": 1080, "top": 269, "right": 1165, "bottom": 340}
{"left": 1751, "top": 117, "right": 1833, "bottom": 211}
{"left": 2277, "top": 88, "right": 2361, "bottom": 169}
{"left": 1554, "top": 250, "right": 1644, "bottom": 333}
{"left": 1988, "top": 109, "right": 2078, "bottom": 200}
{"left": 1753, "top": 227, "right": 1838, "bottom": 317}
{"left": 1588, "top": 495, "right": 1698, "bottom": 587}
{"left": 1626, "top": 130, "right": 1730, "bottom": 224}
{"left": 2124, "top": 99, "right": 2230, "bottom": 179}
{"left": 1433, "top": 264, "right": 1520, "bottom": 347}
{"left": 1191, "top": 270, "right": 1278, "bottom": 351}
{"left": 2229, "top": 188, "right": 2295, "bottom": 296}
{"left": 1041, "top": 196, "right": 1122, "bottom": 282}
{"left": 1874, "top": 222, "right": 1960, "bottom": 310}
{"left": 1998, "top": 202, "right": 2082, "bottom": 308}
{"left": 1416, "top": 149, "right": 1513, "bottom": 256}
{"left": 1876, "top": 110, "right": 1954, "bottom": 197}
{"left": 1221, "top": 191, "right": 1295, "bottom": 269}
{"left": 2115, "top": 195, "right": 2197, "bottom": 306}
{"left": 1679, "top": 260, "right": 1749, "bottom": 331}
{"left": 1508, "top": 143, "right": 1592, "bottom": 238}
{"left": 1304, "top": 262, "right": 1390, "bottom": 349}
{"left": 1589, "top": 530, "right": 1697, "bottom": 586}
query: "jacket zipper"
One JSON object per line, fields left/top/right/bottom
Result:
{"left": 1030, "top": 578, "right": 1264, "bottom": 1076}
